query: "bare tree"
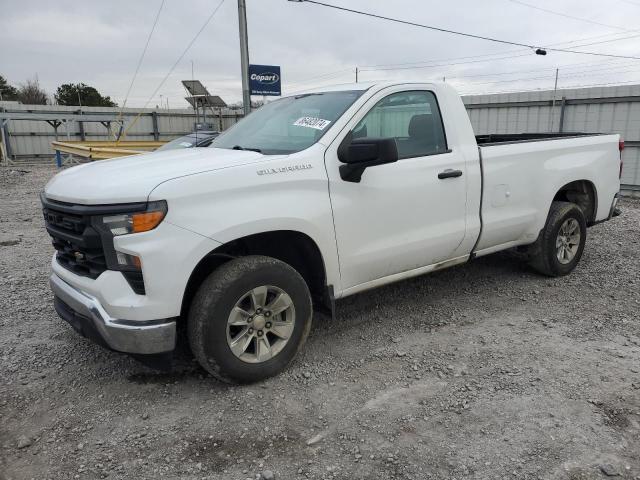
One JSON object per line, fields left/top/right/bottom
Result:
{"left": 17, "top": 78, "right": 49, "bottom": 105}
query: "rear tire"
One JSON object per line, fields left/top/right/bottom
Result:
{"left": 528, "top": 201, "right": 587, "bottom": 277}
{"left": 188, "top": 255, "right": 312, "bottom": 383}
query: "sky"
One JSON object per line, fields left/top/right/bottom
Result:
{"left": 1, "top": 0, "right": 640, "bottom": 108}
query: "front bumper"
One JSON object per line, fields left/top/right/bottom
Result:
{"left": 50, "top": 273, "right": 176, "bottom": 355}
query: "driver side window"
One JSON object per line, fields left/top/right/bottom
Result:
{"left": 354, "top": 90, "right": 448, "bottom": 159}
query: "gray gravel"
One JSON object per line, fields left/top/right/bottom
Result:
{"left": 1, "top": 166, "right": 639, "bottom": 480}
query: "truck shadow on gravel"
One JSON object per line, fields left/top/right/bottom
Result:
{"left": 126, "top": 367, "right": 202, "bottom": 384}
{"left": 316, "top": 250, "right": 531, "bottom": 332}
{"left": 126, "top": 344, "right": 207, "bottom": 384}
{"left": 126, "top": 251, "right": 531, "bottom": 386}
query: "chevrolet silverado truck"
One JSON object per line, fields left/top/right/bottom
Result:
{"left": 42, "top": 82, "right": 622, "bottom": 383}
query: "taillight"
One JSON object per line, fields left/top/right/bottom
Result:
{"left": 619, "top": 138, "right": 624, "bottom": 179}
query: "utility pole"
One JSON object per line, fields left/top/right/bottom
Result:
{"left": 355, "top": 67, "right": 358, "bottom": 83}
{"left": 238, "top": 0, "right": 251, "bottom": 116}
{"left": 550, "top": 68, "right": 559, "bottom": 132}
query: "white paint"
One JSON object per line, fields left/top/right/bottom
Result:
{"left": 44, "top": 81, "right": 621, "bottom": 322}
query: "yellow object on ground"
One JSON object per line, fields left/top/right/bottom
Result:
{"left": 52, "top": 140, "right": 167, "bottom": 160}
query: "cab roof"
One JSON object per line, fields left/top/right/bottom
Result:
{"left": 284, "top": 81, "right": 444, "bottom": 97}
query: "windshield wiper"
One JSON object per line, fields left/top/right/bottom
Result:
{"left": 231, "top": 145, "right": 262, "bottom": 153}
{"left": 294, "top": 93, "right": 324, "bottom": 99}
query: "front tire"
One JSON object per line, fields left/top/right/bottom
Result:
{"left": 188, "top": 255, "right": 312, "bottom": 383}
{"left": 528, "top": 201, "right": 587, "bottom": 277}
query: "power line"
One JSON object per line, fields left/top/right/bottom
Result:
{"left": 292, "top": 56, "right": 621, "bottom": 92}
{"left": 288, "top": 67, "right": 354, "bottom": 86}
{"left": 294, "top": 0, "right": 539, "bottom": 48}
{"left": 347, "top": 59, "right": 640, "bottom": 94}
{"left": 424, "top": 57, "right": 634, "bottom": 81}
{"left": 119, "top": 0, "right": 165, "bottom": 111}
{"left": 290, "top": 31, "right": 640, "bottom": 89}
{"left": 285, "top": 75, "right": 355, "bottom": 95}
{"left": 449, "top": 60, "right": 623, "bottom": 80}
{"left": 359, "top": 30, "right": 640, "bottom": 70}
{"left": 451, "top": 67, "right": 640, "bottom": 87}
{"left": 291, "top": 55, "right": 636, "bottom": 94}
{"left": 506, "top": 0, "right": 633, "bottom": 32}
{"left": 122, "top": 0, "right": 225, "bottom": 137}
{"left": 361, "top": 61, "right": 640, "bottom": 91}
{"left": 355, "top": 34, "right": 640, "bottom": 83}
{"left": 292, "top": 0, "right": 640, "bottom": 61}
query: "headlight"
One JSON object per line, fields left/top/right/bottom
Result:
{"left": 101, "top": 201, "right": 167, "bottom": 236}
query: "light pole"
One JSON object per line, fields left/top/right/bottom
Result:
{"left": 238, "top": 0, "right": 251, "bottom": 116}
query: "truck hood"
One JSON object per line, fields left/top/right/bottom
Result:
{"left": 44, "top": 147, "right": 277, "bottom": 204}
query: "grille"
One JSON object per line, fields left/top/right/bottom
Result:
{"left": 43, "top": 206, "right": 107, "bottom": 279}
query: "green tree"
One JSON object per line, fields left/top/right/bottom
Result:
{"left": 55, "top": 83, "right": 117, "bottom": 107}
{"left": 0, "top": 75, "right": 19, "bottom": 101}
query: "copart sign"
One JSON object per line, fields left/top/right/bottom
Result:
{"left": 249, "top": 64, "right": 281, "bottom": 96}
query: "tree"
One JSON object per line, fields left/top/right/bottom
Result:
{"left": 55, "top": 83, "right": 117, "bottom": 107}
{"left": 0, "top": 75, "right": 19, "bottom": 101}
{"left": 17, "top": 78, "right": 49, "bottom": 105}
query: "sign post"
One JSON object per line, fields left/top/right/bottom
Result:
{"left": 248, "top": 65, "right": 281, "bottom": 97}
{"left": 237, "top": 0, "right": 251, "bottom": 116}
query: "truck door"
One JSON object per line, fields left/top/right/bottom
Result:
{"left": 325, "top": 88, "right": 468, "bottom": 291}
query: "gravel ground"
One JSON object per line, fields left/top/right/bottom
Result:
{"left": 1, "top": 166, "right": 639, "bottom": 480}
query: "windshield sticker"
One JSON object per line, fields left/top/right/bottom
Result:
{"left": 293, "top": 117, "right": 332, "bottom": 130}
{"left": 179, "top": 142, "right": 193, "bottom": 147}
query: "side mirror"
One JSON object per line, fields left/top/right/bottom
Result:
{"left": 337, "top": 134, "right": 398, "bottom": 183}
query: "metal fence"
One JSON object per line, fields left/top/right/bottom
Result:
{"left": 2, "top": 83, "right": 640, "bottom": 192}
{"left": 462, "top": 83, "right": 640, "bottom": 192}
{"left": 0, "top": 102, "right": 244, "bottom": 165}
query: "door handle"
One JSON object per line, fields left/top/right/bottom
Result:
{"left": 438, "top": 169, "right": 463, "bottom": 179}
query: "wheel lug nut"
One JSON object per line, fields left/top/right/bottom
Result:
{"left": 256, "top": 308, "right": 262, "bottom": 314}
{"left": 265, "top": 311, "right": 271, "bottom": 317}
{"left": 257, "top": 330, "right": 263, "bottom": 337}
{"left": 248, "top": 328, "right": 254, "bottom": 334}
{"left": 265, "top": 322, "right": 272, "bottom": 329}
{"left": 247, "top": 316, "right": 253, "bottom": 322}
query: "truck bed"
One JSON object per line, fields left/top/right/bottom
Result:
{"left": 475, "top": 132, "right": 600, "bottom": 146}
{"left": 472, "top": 131, "right": 620, "bottom": 253}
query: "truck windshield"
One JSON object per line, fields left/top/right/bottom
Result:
{"left": 210, "top": 90, "right": 364, "bottom": 155}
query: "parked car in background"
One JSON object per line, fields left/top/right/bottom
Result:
{"left": 41, "top": 81, "right": 622, "bottom": 383}
{"left": 156, "top": 131, "right": 219, "bottom": 151}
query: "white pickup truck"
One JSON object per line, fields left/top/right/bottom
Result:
{"left": 42, "top": 82, "right": 622, "bottom": 382}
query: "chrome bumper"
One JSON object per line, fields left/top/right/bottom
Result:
{"left": 50, "top": 273, "right": 176, "bottom": 355}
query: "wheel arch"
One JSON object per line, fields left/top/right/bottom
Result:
{"left": 552, "top": 179, "right": 598, "bottom": 225}
{"left": 180, "top": 230, "right": 330, "bottom": 320}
